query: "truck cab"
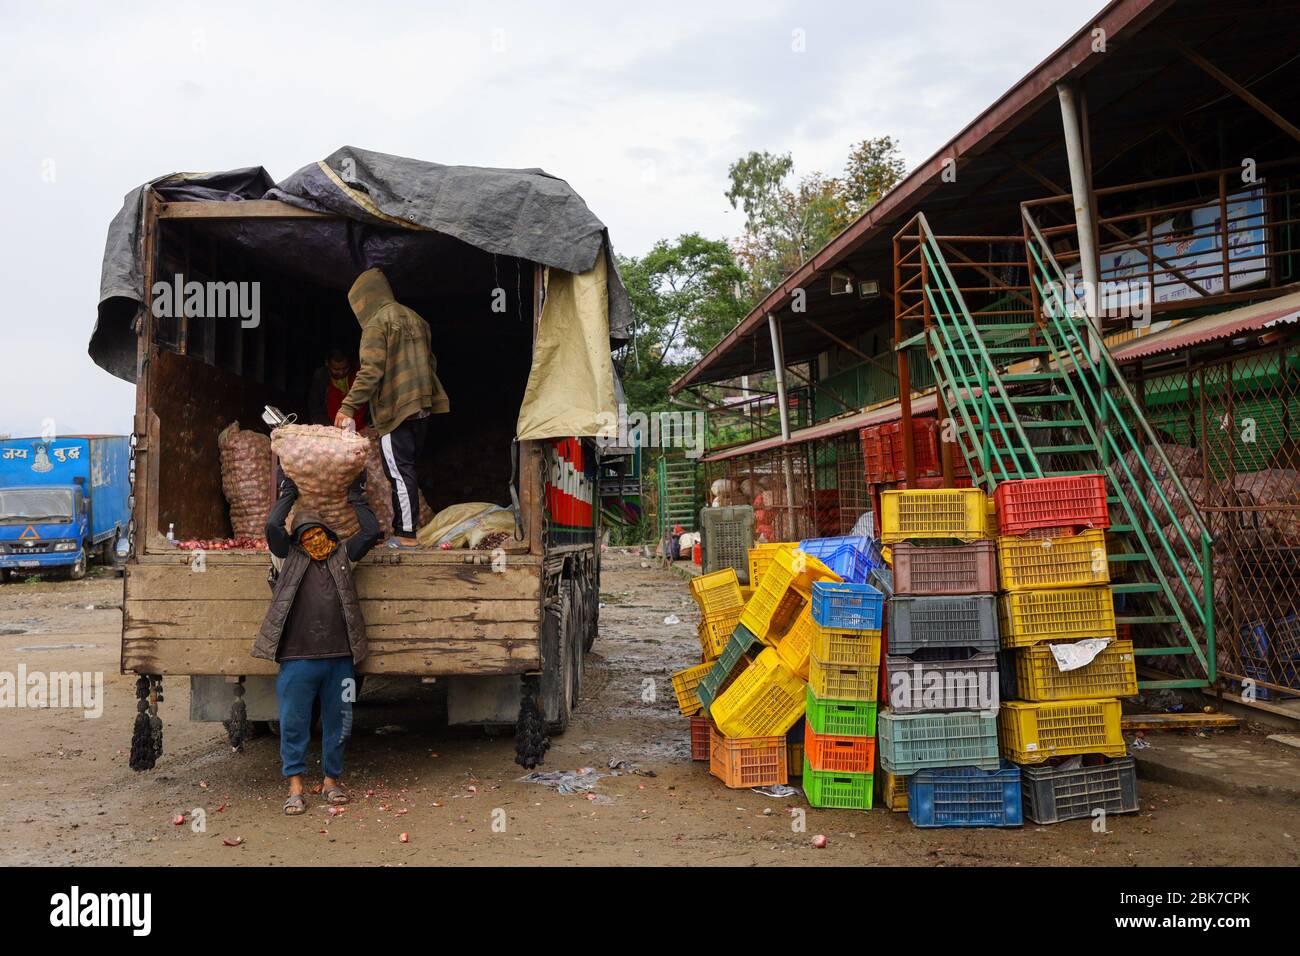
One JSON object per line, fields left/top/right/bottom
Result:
{"left": 0, "top": 482, "right": 89, "bottom": 578}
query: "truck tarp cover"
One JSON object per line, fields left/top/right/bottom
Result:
{"left": 91, "top": 146, "right": 630, "bottom": 439}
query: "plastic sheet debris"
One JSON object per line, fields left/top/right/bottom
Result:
{"left": 1048, "top": 638, "right": 1111, "bottom": 672}
{"left": 520, "top": 767, "right": 612, "bottom": 794}
{"left": 663, "top": 615, "right": 680, "bottom": 625}
{"left": 751, "top": 784, "right": 799, "bottom": 798}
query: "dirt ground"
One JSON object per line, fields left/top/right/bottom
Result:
{"left": 0, "top": 552, "right": 1296, "bottom": 867}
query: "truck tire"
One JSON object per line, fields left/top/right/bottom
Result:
{"left": 0, "top": 569, "right": 12, "bottom": 584}
{"left": 581, "top": 573, "right": 599, "bottom": 653}
{"left": 541, "top": 580, "right": 579, "bottom": 734}
{"left": 67, "top": 547, "right": 87, "bottom": 581}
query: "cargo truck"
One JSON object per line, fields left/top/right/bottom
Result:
{"left": 0, "top": 435, "right": 130, "bottom": 581}
{"left": 90, "top": 151, "right": 631, "bottom": 768}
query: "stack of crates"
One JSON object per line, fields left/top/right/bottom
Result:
{"left": 674, "top": 568, "right": 745, "bottom": 763}
{"left": 698, "top": 546, "right": 841, "bottom": 788}
{"left": 993, "top": 476, "right": 1139, "bottom": 825}
{"left": 802, "top": 538, "right": 886, "bottom": 811}
{"left": 877, "top": 487, "right": 1022, "bottom": 827}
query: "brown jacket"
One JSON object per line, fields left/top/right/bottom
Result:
{"left": 251, "top": 514, "right": 369, "bottom": 665}
{"left": 338, "top": 268, "right": 450, "bottom": 436}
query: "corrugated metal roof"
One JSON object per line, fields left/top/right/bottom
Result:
{"left": 701, "top": 394, "right": 941, "bottom": 463}
{"left": 1112, "top": 290, "right": 1300, "bottom": 363}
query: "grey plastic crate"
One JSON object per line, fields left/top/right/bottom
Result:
{"left": 890, "top": 594, "right": 999, "bottom": 655}
{"left": 877, "top": 710, "right": 1001, "bottom": 774}
{"left": 700, "top": 506, "right": 755, "bottom": 582}
{"left": 1020, "top": 756, "right": 1139, "bottom": 824}
{"left": 884, "top": 649, "right": 999, "bottom": 712}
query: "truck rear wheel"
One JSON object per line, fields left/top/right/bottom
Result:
{"left": 540, "top": 580, "right": 582, "bottom": 734}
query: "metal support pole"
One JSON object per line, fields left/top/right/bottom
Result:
{"left": 1058, "top": 81, "right": 1108, "bottom": 458}
{"left": 768, "top": 313, "right": 798, "bottom": 537}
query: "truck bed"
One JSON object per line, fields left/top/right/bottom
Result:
{"left": 122, "top": 551, "right": 543, "bottom": 677}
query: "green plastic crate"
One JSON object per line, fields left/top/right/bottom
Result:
{"left": 877, "top": 710, "right": 1001, "bottom": 774}
{"left": 802, "top": 755, "right": 873, "bottom": 810}
{"left": 804, "top": 686, "right": 878, "bottom": 737}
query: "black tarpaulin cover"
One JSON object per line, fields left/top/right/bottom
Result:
{"left": 90, "top": 146, "right": 632, "bottom": 382}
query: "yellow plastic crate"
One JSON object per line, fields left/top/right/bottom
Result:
{"left": 999, "top": 699, "right": 1126, "bottom": 763}
{"left": 985, "top": 498, "right": 998, "bottom": 538}
{"left": 776, "top": 605, "right": 817, "bottom": 679}
{"left": 671, "top": 661, "right": 715, "bottom": 716}
{"left": 878, "top": 769, "right": 909, "bottom": 812}
{"left": 788, "top": 741, "right": 804, "bottom": 776}
{"left": 810, "top": 625, "right": 882, "bottom": 669}
{"left": 699, "top": 607, "right": 743, "bottom": 662}
{"left": 740, "top": 586, "right": 756, "bottom": 604}
{"left": 748, "top": 542, "right": 796, "bottom": 589}
{"left": 808, "top": 655, "right": 878, "bottom": 702}
{"left": 998, "top": 529, "right": 1110, "bottom": 591}
{"left": 710, "top": 648, "right": 807, "bottom": 738}
{"left": 880, "top": 488, "right": 989, "bottom": 543}
{"left": 689, "top": 568, "right": 745, "bottom": 617}
{"left": 739, "top": 547, "right": 838, "bottom": 645}
{"left": 1013, "top": 640, "right": 1138, "bottom": 701}
{"left": 1000, "top": 586, "right": 1117, "bottom": 648}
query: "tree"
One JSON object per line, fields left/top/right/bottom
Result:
{"left": 725, "top": 137, "right": 906, "bottom": 300}
{"left": 616, "top": 233, "right": 750, "bottom": 412}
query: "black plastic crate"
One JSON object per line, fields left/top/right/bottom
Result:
{"left": 890, "top": 594, "right": 999, "bottom": 655}
{"left": 1020, "top": 756, "right": 1139, "bottom": 824}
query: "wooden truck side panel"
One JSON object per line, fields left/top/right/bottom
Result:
{"left": 122, "top": 557, "right": 543, "bottom": 676}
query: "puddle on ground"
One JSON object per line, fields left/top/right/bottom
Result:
{"left": 16, "top": 643, "right": 98, "bottom": 652}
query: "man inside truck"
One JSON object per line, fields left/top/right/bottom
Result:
{"left": 334, "top": 268, "right": 449, "bottom": 549}
{"left": 307, "top": 345, "right": 367, "bottom": 430}
{"left": 252, "top": 470, "right": 381, "bottom": 815}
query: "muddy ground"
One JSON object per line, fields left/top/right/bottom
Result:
{"left": 0, "top": 552, "right": 1296, "bottom": 867}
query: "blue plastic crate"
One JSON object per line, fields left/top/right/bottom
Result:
{"left": 811, "top": 580, "right": 885, "bottom": 630}
{"left": 799, "top": 536, "right": 879, "bottom": 583}
{"left": 908, "top": 763, "right": 1023, "bottom": 828}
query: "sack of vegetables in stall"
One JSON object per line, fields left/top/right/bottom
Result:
{"left": 271, "top": 424, "right": 370, "bottom": 538}
{"left": 217, "top": 421, "right": 273, "bottom": 539}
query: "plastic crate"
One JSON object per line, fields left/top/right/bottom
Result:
{"left": 890, "top": 594, "right": 999, "bottom": 655}
{"left": 775, "top": 605, "right": 817, "bottom": 679}
{"left": 690, "top": 715, "right": 711, "bottom": 761}
{"left": 861, "top": 425, "right": 893, "bottom": 484}
{"left": 804, "top": 724, "right": 876, "bottom": 774}
{"left": 891, "top": 540, "right": 998, "bottom": 595}
{"left": 810, "top": 580, "right": 885, "bottom": 630}
{"left": 698, "top": 606, "right": 743, "bottom": 662}
{"left": 999, "top": 699, "right": 1127, "bottom": 763}
{"left": 877, "top": 710, "right": 1001, "bottom": 774}
{"left": 805, "top": 686, "right": 878, "bottom": 737}
{"left": 709, "top": 724, "right": 788, "bottom": 788}
{"left": 809, "top": 655, "right": 878, "bottom": 702}
{"left": 698, "top": 625, "right": 760, "bottom": 713}
{"left": 747, "top": 542, "right": 795, "bottom": 589}
{"left": 999, "top": 586, "right": 1117, "bottom": 648}
{"left": 1021, "top": 755, "right": 1139, "bottom": 824}
{"left": 879, "top": 769, "right": 909, "bottom": 812}
{"left": 710, "top": 648, "right": 807, "bottom": 739}
{"left": 700, "top": 505, "right": 755, "bottom": 583}
{"left": 994, "top": 475, "right": 1110, "bottom": 535}
{"left": 1013, "top": 640, "right": 1138, "bottom": 701}
{"left": 788, "top": 741, "right": 804, "bottom": 775}
{"left": 908, "top": 763, "right": 1023, "bottom": 828}
{"left": 880, "top": 488, "right": 988, "bottom": 543}
{"left": 689, "top": 568, "right": 745, "bottom": 618}
{"left": 884, "top": 649, "right": 999, "bottom": 712}
{"left": 997, "top": 529, "right": 1110, "bottom": 592}
{"left": 671, "top": 661, "right": 714, "bottom": 716}
{"left": 739, "top": 547, "right": 838, "bottom": 645}
{"left": 810, "top": 624, "right": 882, "bottom": 668}
{"left": 800, "top": 536, "right": 876, "bottom": 584}
{"left": 802, "top": 755, "right": 873, "bottom": 810}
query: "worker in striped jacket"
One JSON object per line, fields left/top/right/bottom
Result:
{"left": 336, "top": 268, "right": 450, "bottom": 548}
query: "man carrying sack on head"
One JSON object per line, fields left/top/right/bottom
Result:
{"left": 335, "top": 268, "right": 450, "bottom": 550}
{"left": 253, "top": 470, "right": 381, "bottom": 815}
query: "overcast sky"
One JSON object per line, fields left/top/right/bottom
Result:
{"left": 0, "top": 0, "right": 1102, "bottom": 437}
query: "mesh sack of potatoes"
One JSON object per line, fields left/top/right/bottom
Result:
{"left": 217, "top": 422, "right": 273, "bottom": 539}
{"left": 272, "top": 424, "right": 370, "bottom": 538}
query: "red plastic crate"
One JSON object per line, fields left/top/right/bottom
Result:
{"left": 891, "top": 540, "right": 998, "bottom": 595}
{"left": 861, "top": 425, "right": 894, "bottom": 484}
{"left": 995, "top": 475, "right": 1110, "bottom": 535}
{"left": 690, "top": 715, "right": 711, "bottom": 761}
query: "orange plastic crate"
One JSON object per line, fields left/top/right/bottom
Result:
{"left": 709, "top": 724, "right": 788, "bottom": 788}
{"left": 804, "top": 725, "right": 876, "bottom": 774}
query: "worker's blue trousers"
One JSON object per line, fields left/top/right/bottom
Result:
{"left": 276, "top": 657, "right": 355, "bottom": 779}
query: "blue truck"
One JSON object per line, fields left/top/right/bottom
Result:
{"left": 0, "top": 435, "right": 131, "bottom": 581}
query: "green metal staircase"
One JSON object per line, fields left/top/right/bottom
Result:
{"left": 656, "top": 456, "right": 698, "bottom": 542}
{"left": 896, "top": 211, "right": 1215, "bottom": 690}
